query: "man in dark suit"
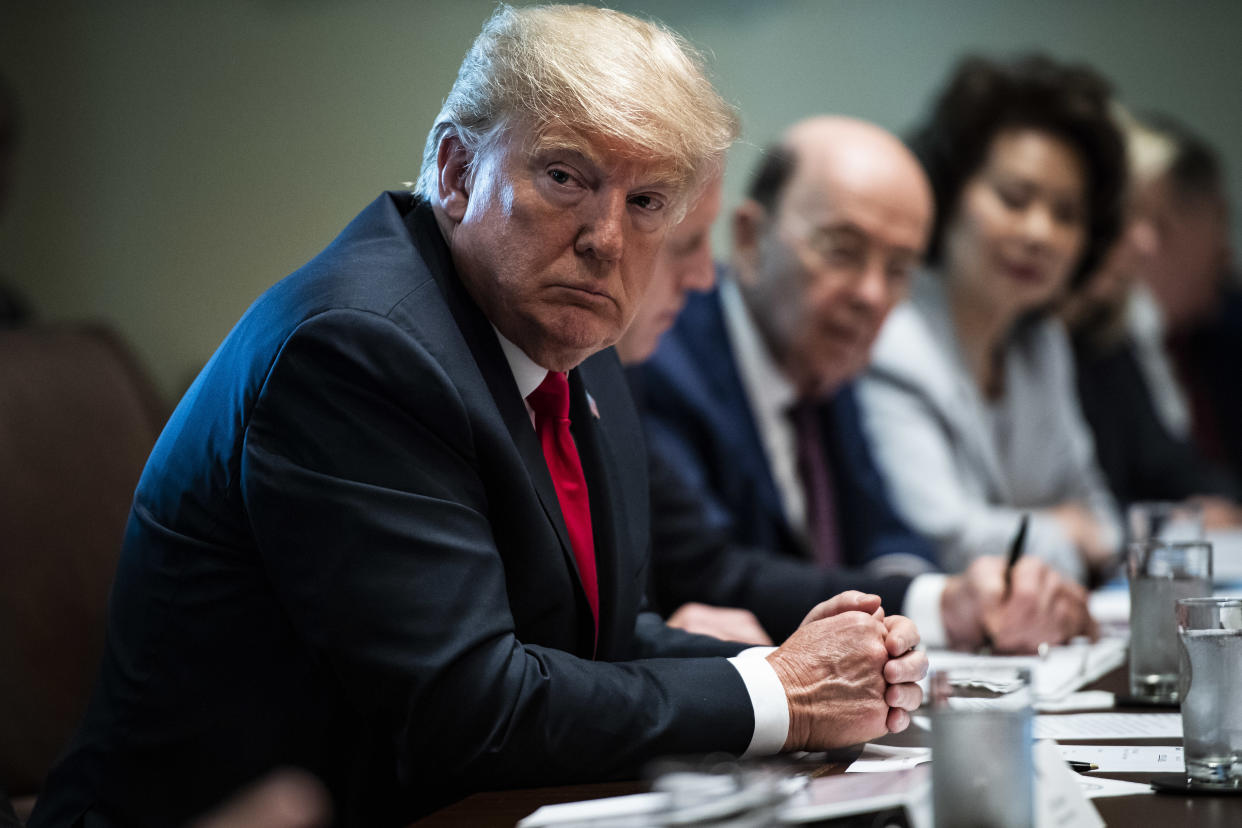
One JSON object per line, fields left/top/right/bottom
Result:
{"left": 629, "top": 117, "right": 1096, "bottom": 649}
{"left": 30, "top": 9, "right": 927, "bottom": 827}
{"left": 1128, "top": 114, "right": 1242, "bottom": 493}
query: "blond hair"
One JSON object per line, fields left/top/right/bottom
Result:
{"left": 1113, "top": 103, "right": 1177, "bottom": 189}
{"left": 416, "top": 4, "right": 739, "bottom": 211}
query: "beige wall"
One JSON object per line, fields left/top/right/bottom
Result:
{"left": 2, "top": 0, "right": 1240, "bottom": 399}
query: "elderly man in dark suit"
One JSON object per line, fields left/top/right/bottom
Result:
{"left": 628, "top": 117, "right": 1096, "bottom": 650}
{"left": 30, "top": 8, "right": 927, "bottom": 827}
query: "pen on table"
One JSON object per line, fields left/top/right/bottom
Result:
{"left": 1067, "top": 761, "right": 1098, "bottom": 773}
{"left": 1003, "top": 513, "right": 1030, "bottom": 595}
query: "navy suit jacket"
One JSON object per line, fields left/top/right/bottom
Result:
{"left": 30, "top": 195, "right": 753, "bottom": 828}
{"left": 635, "top": 280, "right": 935, "bottom": 638}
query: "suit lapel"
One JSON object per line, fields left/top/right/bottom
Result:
{"left": 916, "top": 276, "right": 1012, "bottom": 502}
{"left": 567, "top": 364, "right": 620, "bottom": 654}
{"left": 405, "top": 200, "right": 585, "bottom": 610}
{"left": 693, "top": 286, "right": 798, "bottom": 549}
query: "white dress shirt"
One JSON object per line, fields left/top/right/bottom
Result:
{"left": 494, "top": 328, "right": 789, "bottom": 756}
{"left": 718, "top": 280, "right": 949, "bottom": 647}
{"left": 1126, "top": 284, "right": 1191, "bottom": 438}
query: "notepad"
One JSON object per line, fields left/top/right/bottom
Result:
{"left": 1057, "top": 744, "right": 1184, "bottom": 773}
{"left": 1033, "top": 713, "right": 1182, "bottom": 740}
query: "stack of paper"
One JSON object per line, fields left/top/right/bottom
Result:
{"left": 922, "top": 636, "right": 1127, "bottom": 702}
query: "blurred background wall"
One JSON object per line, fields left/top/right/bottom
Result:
{"left": 2, "top": 0, "right": 1240, "bottom": 399}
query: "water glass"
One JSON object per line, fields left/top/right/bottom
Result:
{"left": 1177, "top": 597, "right": 1242, "bottom": 786}
{"left": 930, "top": 666, "right": 1033, "bottom": 828}
{"left": 1127, "top": 540, "right": 1212, "bottom": 703}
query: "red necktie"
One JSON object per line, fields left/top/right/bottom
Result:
{"left": 791, "top": 401, "right": 842, "bottom": 569}
{"left": 528, "top": 371, "right": 599, "bottom": 642}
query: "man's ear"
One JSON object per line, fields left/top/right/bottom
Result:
{"left": 436, "top": 133, "right": 473, "bottom": 222}
{"left": 731, "top": 199, "right": 766, "bottom": 285}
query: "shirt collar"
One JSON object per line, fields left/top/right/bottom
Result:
{"left": 719, "top": 275, "right": 797, "bottom": 415}
{"left": 494, "top": 327, "right": 552, "bottom": 399}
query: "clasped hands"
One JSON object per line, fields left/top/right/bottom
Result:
{"left": 766, "top": 591, "right": 926, "bottom": 752}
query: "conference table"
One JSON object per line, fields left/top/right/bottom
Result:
{"left": 412, "top": 660, "right": 1242, "bottom": 827}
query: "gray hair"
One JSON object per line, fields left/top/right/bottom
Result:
{"left": 415, "top": 4, "right": 739, "bottom": 211}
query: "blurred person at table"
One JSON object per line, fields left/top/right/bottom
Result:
{"left": 28, "top": 6, "right": 928, "bottom": 827}
{"left": 1063, "top": 109, "right": 1242, "bottom": 528}
{"left": 626, "top": 116, "right": 1096, "bottom": 653}
{"left": 856, "top": 55, "right": 1125, "bottom": 583}
{"left": 1120, "top": 113, "right": 1242, "bottom": 491}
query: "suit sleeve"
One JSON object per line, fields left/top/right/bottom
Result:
{"left": 827, "top": 387, "right": 940, "bottom": 578}
{"left": 647, "top": 448, "right": 910, "bottom": 642}
{"left": 239, "top": 310, "right": 754, "bottom": 795}
{"left": 857, "top": 365, "right": 1083, "bottom": 580}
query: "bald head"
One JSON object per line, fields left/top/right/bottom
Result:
{"left": 734, "top": 116, "right": 933, "bottom": 398}
{"left": 779, "top": 117, "right": 932, "bottom": 223}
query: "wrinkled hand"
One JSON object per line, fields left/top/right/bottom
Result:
{"left": 768, "top": 594, "right": 926, "bottom": 752}
{"left": 797, "top": 590, "right": 884, "bottom": 627}
{"left": 190, "top": 769, "right": 329, "bottom": 828}
{"left": 942, "top": 556, "right": 1098, "bottom": 653}
{"left": 666, "top": 602, "right": 773, "bottom": 646}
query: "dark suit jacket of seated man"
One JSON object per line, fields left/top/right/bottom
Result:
{"left": 633, "top": 272, "right": 938, "bottom": 640}
{"left": 30, "top": 12, "right": 933, "bottom": 823}
{"left": 29, "top": 194, "right": 755, "bottom": 828}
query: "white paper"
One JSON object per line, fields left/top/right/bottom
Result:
{"left": 1057, "top": 744, "right": 1183, "bottom": 773}
{"left": 1034, "top": 713, "right": 1182, "bottom": 740}
{"left": 1035, "top": 691, "right": 1115, "bottom": 712}
{"left": 1034, "top": 739, "right": 1105, "bottom": 828}
{"left": 1208, "top": 527, "right": 1242, "bottom": 581}
{"left": 845, "top": 743, "right": 931, "bottom": 773}
{"left": 923, "top": 636, "right": 1127, "bottom": 702}
{"left": 517, "top": 792, "right": 667, "bottom": 826}
{"left": 1073, "top": 775, "right": 1156, "bottom": 800}
{"left": 1087, "top": 585, "right": 1131, "bottom": 628}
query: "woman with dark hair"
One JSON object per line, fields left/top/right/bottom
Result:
{"left": 856, "top": 54, "right": 1126, "bottom": 582}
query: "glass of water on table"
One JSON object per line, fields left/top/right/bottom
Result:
{"left": 1127, "top": 540, "right": 1212, "bottom": 704}
{"left": 1177, "top": 597, "right": 1242, "bottom": 786}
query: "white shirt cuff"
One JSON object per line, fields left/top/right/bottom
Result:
{"left": 902, "top": 573, "right": 948, "bottom": 649}
{"left": 727, "top": 646, "right": 788, "bottom": 757}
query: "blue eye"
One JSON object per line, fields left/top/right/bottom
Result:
{"left": 548, "top": 169, "right": 571, "bottom": 185}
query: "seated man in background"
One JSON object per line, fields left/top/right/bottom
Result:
{"left": 1124, "top": 113, "right": 1242, "bottom": 494}
{"left": 625, "top": 116, "right": 1095, "bottom": 650}
{"left": 29, "top": 7, "right": 927, "bottom": 827}
{"left": 1064, "top": 109, "right": 1242, "bottom": 525}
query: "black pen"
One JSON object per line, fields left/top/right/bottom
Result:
{"left": 1067, "top": 761, "right": 1098, "bottom": 773}
{"left": 979, "top": 514, "right": 1032, "bottom": 652}
{"left": 1004, "top": 514, "right": 1030, "bottom": 594}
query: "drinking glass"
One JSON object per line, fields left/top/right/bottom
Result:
{"left": 1177, "top": 597, "right": 1242, "bottom": 786}
{"left": 930, "top": 666, "right": 1033, "bottom": 828}
{"left": 1127, "top": 540, "right": 1212, "bottom": 703}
